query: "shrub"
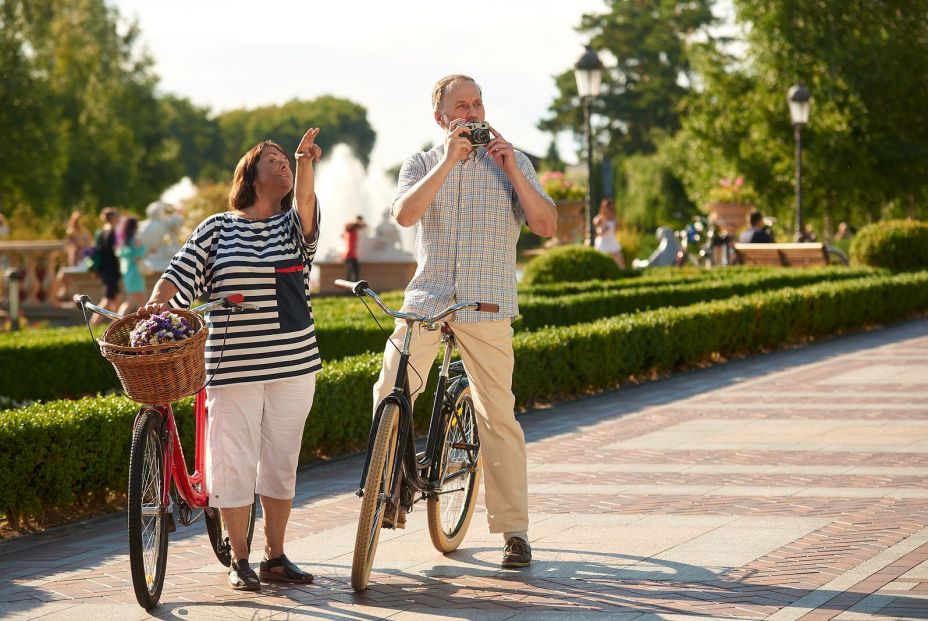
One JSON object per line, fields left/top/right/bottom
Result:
{"left": 4, "top": 270, "right": 927, "bottom": 524}
{"left": 521, "top": 244, "right": 624, "bottom": 285}
{"left": 517, "top": 267, "right": 876, "bottom": 330}
{"left": 849, "top": 219, "right": 928, "bottom": 270}
{"left": 1, "top": 268, "right": 877, "bottom": 401}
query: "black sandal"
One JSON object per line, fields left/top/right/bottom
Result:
{"left": 259, "top": 554, "right": 314, "bottom": 584}
{"left": 229, "top": 558, "right": 261, "bottom": 591}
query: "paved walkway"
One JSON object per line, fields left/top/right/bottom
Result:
{"left": 2, "top": 319, "right": 927, "bottom": 620}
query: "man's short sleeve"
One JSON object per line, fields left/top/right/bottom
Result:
{"left": 511, "top": 151, "right": 553, "bottom": 224}
{"left": 393, "top": 153, "right": 428, "bottom": 206}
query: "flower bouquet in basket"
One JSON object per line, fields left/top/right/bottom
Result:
{"left": 100, "top": 308, "right": 207, "bottom": 404}
{"left": 129, "top": 311, "right": 196, "bottom": 348}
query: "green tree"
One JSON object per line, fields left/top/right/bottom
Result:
{"left": 0, "top": 1, "right": 64, "bottom": 217}
{"left": 678, "top": 0, "right": 928, "bottom": 233}
{"left": 0, "top": 0, "right": 183, "bottom": 221}
{"left": 160, "top": 95, "right": 224, "bottom": 182}
{"left": 540, "top": 0, "right": 717, "bottom": 158}
{"left": 214, "top": 96, "right": 377, "bottom": 175}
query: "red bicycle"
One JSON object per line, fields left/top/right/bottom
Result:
{"left": 74, "top": 293, "right": 259, "bottom": 609}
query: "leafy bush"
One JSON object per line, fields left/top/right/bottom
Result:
{"left": 1, "top": 267, "right": 877, "bottom": 400}
{"left": 4, "top": 270, "right": 926, "bottom": 524}
{"left": 517, "top": 267, "right": 876, "bottom": 330}
{"left": 522, "top": 244, "right": 625, "bottom": 285}
{"left": 849, "top": 219, "right": 928, "bottom": 270}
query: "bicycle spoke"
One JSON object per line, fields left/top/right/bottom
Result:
{"left": 140, "top": 430, "right": 162, "bottom": 589}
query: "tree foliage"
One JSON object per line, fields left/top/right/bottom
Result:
{"left": 213, "top": 97, "right": 376, "bottom": 178}
{"left": 677, "top": 0, "right": 928, "bottom": 229}
{"left": 0, "top": 0, "right": 182, "bottom": 220}
{"left": 540, "top": 0, "right": 717, "bottom": 158}
{"left": 0, "top": 1, "right": 377, "bottom": 232}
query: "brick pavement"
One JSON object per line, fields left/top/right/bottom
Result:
{"left": 1, "top": 318, "right": 926, "bottom": 620}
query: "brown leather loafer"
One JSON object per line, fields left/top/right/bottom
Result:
{"left": 502, "top": 537, "right": 532, "bottom": 568}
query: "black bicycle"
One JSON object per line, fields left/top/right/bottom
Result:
{"left": 335, "top": 279, "right": 497, "bottom": 592}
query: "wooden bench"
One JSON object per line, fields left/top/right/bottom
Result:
{"left": 733, "top": 242, "right": 828, "bottom": 267}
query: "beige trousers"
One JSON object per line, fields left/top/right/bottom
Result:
{"left": 372, "top": 318, "right": 528, "bottom": 534}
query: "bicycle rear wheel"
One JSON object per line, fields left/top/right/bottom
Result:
{"left": 351, "top": 403, "right": 400, "bottom": 592}
{"left": 204, "top": 496, "right": 258, "bottom": 567}
{"left": 128, "top": 408, "right": 169, "bottom": 610}
{"left": 427, "top": 384, "right": 482, "bottom": 553}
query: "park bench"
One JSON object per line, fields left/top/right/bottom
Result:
{"left": 733, "top": 242, "right": 828, "bottom": 267}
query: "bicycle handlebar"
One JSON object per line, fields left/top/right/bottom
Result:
{"left": 73, "top": 293, "right": 259, "bottom": 321}
{"left": 333, "top": 279, "right": 499, "bottom": 324}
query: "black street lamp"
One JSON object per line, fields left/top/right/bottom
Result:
{"left": 574, "top": 45, "right": 603, "bottom": 247}
{"left": 787, "top": 83, "right": 811, "bottom": 240}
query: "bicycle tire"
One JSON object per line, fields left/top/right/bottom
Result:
{"left": 128, "top": 408, "right": 169, "bottom": 610}
{"left": 427, "top": 384, "right": 482, "bottom": 553}
{"left": 204, "top": 496, "right": 258, "bottom": 567}
{"left": 351, "top": 403, "right": 400, "bottom": 592}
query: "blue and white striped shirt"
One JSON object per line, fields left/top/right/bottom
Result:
{"left": 395, "top": 144, "right": 552, "bottom": 322}
{"left": 162, "top": 207, "right": 321, "bottom": 387}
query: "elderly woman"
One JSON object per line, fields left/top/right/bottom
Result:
{"left": 138, "top": 128, "right": 323, "bottom": 591}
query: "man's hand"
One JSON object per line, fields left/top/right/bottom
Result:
{"left": 487, "top": 125, "right": 517, "bottom": 175}
{"left": 295, "top": 127, "right": 323, "bottom": 164}
{"left": 442, "top": 120, "right": 473, "bottom": 165}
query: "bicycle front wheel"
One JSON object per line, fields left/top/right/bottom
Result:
{"left": 204, "top": 496, "right": 258, "bottom": 567}
{"left": 128, "top": 408, "right": 169, "bottom": 610}
{"left": 427, "top": 384, "right": 482, "bottom": 553}
{"left": 351, "top": 403, "right": 400, "bottom": 592}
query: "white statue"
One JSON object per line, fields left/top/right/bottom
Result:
{"left": 632, "top": 226, "right": 681, "bottom": 269}
{"left": 359, "top": 209, "right": 414, "bottom": 261}
{"left": 137, "top": 200, "right": 184, "bottom": 274}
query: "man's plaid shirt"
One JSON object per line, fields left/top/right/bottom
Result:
{"left": 394, "top": 144, "right": 553, "bottom": 322}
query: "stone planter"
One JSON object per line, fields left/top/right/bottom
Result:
{"left": 705, "top": 202, "right": 753, "bottom": 235}
{"left": 546, "top": 199, "right": 586, "bottom": 247}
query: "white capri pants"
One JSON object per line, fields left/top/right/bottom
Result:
{"left": 205, "top": 373, "right": 316, "bottom": 508}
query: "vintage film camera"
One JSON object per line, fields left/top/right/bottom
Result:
{"left": 462, "top": 121, "right": 491, "bottom": 146}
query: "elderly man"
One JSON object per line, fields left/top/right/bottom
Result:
{"left": 373, "top": 74, "right": 557, "bottom": 567}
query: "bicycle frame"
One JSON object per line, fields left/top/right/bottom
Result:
{"left": 142, "top": 390, "right": 209, "bottom": 515}
{"left": 338, "top": 279, "right": 493, "bottom": 507}
{"left": 74, "top": 293, "right": 257, "bottom": 513}
{"left": 358, "top": 328, "right": 464, "bottom": 505}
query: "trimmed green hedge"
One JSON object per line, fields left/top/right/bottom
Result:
{"left": 517, "top": 267, "right": 875, "bottom": 330}
{"left": 3, "top": 271, "right": 927, "bottom": 524}
{"left": 517, "top": 266, "right": 766, "bottom": 297}
{"left": 850, "top": 219, "right": 928, "bottom": 270}
{"left": 521, "top": 244, "right": 626, "bottom": 284}
{"left": 0, "top": 267, "right": 876, "bottom": 401}
{"left": 513, "top": 271, "right": 928, "bottom": 402}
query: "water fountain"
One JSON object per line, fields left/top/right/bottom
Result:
{"left": 312, "top": 144, "right": 416, "bottom": 294}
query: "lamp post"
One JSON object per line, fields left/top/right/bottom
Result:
{"left": 787, "top": 84, "right": 811, "bottom": 240}
{"left": 574, "top": 45, "right": 603, "bottom": 247}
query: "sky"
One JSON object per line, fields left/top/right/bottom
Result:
{"left": 111, "top": 0, "right": 608, "bottom": 174}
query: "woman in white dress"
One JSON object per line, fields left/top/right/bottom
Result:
{"left": 593, "top": 198, "right": 625, "bottom": 268}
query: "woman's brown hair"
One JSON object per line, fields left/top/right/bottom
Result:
{"left": 228, "top": 140, "right": 293, "bottom": 212}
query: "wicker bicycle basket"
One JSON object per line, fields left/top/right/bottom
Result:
{"left": 98, "top": 309, "right": 208, "bottom": 404}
